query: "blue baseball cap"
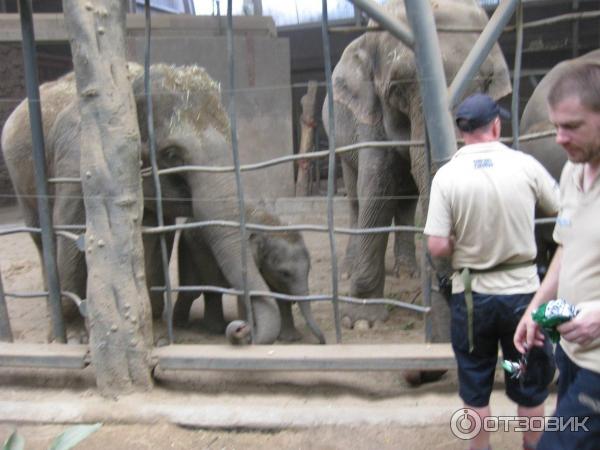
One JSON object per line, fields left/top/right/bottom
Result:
{"left": 455, "top": 93, "right": 510, "bottom": 132}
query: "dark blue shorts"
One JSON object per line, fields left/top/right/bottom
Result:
{"left": 450, "top": 292, "right": 555, "bottom": 408}
{"left": 537, "top": 344, "right": 600, "bottom": 450}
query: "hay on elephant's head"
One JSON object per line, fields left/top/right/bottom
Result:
{"left": 149, "top": 64, "right": 230, "bottom": 140}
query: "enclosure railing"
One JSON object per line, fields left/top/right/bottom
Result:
{"left": 0, "top": 0, "right": 577, "bottom": 372}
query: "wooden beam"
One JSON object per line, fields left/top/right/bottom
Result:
{"left": 153, "top": 344, "right": 457, "bottom": 371}
{"left": 0, "top": 343, "right": 88, "bottom": 369}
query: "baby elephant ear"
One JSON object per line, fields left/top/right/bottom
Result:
{"left": 248, "top": 232, "right": 267, "bottom": 261}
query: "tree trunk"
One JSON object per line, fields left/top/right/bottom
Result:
{"left": 295, "top": 80, "right": 318, "bottom": 197}
{"left": 63, "top": 0, "right": 153, "bottom": 396}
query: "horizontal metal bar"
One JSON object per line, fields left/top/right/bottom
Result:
{"left": 47, "top": 177, "right": 81, "bottom": 184}
{"left": 153, "top": 343, "right": 456, "bottom": 371}
{"left": 48, "top": 130, "right": 557, "bottom": 184}
{"left": 0, "top": 343, "right": 89, "bottom": 369}
{"left": 151, "top": 285, "right": 429, "bottom": 314}
{"left": 0, "top": 226, "right": 41, "bottom": 236}
{"left": 505, "top": 10, "right": 600, "bottom": 32}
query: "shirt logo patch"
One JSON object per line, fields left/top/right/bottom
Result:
{"left": 473, "top": 159, "right": 493, "bottom": 169}
{"left": 556, "top": 216, "right": 571, "bottom": 227}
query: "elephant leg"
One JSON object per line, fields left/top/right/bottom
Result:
{"left": 142, "top": 214, "right": 175, "bottom": 320}
{"left": 345, "top": 149, "right": 398, "bottom": 327}
{"left": 277, "top": 300, "right": 302, "bottom": 342}
{"left": 392, "top": 198, "right": 418, "bottom": 278}
{"left": 53, "top": 191, "right": 87, "bottom": 343}
{"left": 202, "top": 292, "right": 227, "bottom": 334}
{"left": 175, "top": 226, "right": 226, "bottom": 333}
{"left": 340, "top": 157, "right": 359, "bottom": 279}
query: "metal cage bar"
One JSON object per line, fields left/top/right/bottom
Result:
{"left": 321, "top": 0, "right": 342, "bottom": 343}
{"left": 227, "top": 0, "right": 255, "bottom": 343}
{"left": 144, "top": 0, "right": 175, "bottom": 343}
{"left": 17, "top": 0, "right": 65, "bottom": 343}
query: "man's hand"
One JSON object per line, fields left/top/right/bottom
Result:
{"left": 514, "top": 312, "right": 546, "bottom": 353}
{"left": 558, "top": 306, "right": 600, "bottom": 347}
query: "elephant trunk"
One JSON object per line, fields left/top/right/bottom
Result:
{"left": 296, "top": 292, "right": 326, "bottom": 345}
{"left": 189, "top": 177, "right": 281, "bottom": 344}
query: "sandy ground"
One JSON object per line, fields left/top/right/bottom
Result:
{"left": 0, "top": 205, "right": 544, "bottom": 449}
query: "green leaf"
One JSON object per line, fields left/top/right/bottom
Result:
{"left": 47, "top": 423, "right": 102, "bottom": 450}
{"left": 2, "top": 430, "right": 25, "bottom": 450}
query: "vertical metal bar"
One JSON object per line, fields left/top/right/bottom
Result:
{"left": 422, "top": 133, "right": 432, "bottom": 343}
{"left": 145, "top": 0, "right": 174, "bottom": 343}
{"left": 572, "top": 0, "right": 580, "bottom": 58}
{"left": 321, "top": 0, "right": 341, "bottom": 343}
{"left": 354, "top": 5, "right": 362, "bottom": 27}
{"left": 448, "top": 0, "right": 518, "bottom": 108}
{"left": 18, "top": 0, "right": 65, "bottom": 343}
{"left": 0, "top": 270, "right": 13, "bottom": 342}
{"left": 512, "top": 1, "right": 523, "bottom": 148}
{"left": 404, "top": 0, "right": 456, "bottom": 163}
{"left": 227, "top": 0, "right": 255, "bottom": 342}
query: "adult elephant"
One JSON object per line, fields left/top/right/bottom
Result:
{"left": 519, "top": 49, "right": 600, "bottom": 275}
{"left": 1, "top": 63, "right": 281, "bottom": 344}
{"left": 323, "top": 0, "right": 511, "bottom": 328}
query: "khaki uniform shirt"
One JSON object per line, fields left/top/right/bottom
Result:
{"left": 424, "top": 141, "right": 559, "bottom": 294}
{"left": 553, "top": 161, "right": 600, "bottom": 373}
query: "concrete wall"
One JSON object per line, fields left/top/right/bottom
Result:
{"left": 0, "top": 14, "right": 294, "bottom": 208}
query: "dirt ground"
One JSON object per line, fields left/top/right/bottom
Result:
{"left": 0, "top": 205, "right": 535, "bottom": 449}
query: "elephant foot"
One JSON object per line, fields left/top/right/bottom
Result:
{"left": 341, "top": 304, "right": 389, "bottom": 329}
{"left": 278, "top": 326, "right": 303, "bottom": 343}
{"left": 155, "top": 335, "right": 170, "bottom": 347}
{"left": 402, "top": 369, "right": 447, "bottom": 387}
{"left": 66, "top": 329, "right": 88, "bottom": 345}
{"left": 393, "top": 260, "right": 420, "bottom": 279}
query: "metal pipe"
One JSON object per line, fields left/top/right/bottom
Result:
{"left": 227, "top": 0, "right": 255, "bottom": 343}
{"left": 321, "top": 0, "right": 341, "bottom": 343}
{"left": 18, "top": 0, "right": 65, "bottom": 342}
{"left": 144, "top": 0, "right": 175, "bottom": 344}
{"left": 504, "top": 10, "right": 600, "bottom": 32}
{"left": 421, "top": 132, "right": 433, "bottom": 342}
{"left": 150, "top": 286, "right": 431, "bottom": 314}
{"left": 448, "top": 0, "right": 519, "bottom": 108}
{"left": 404, "top": 0, "right": 457, "bottom": 163}
{"left": 512, "top": 1, "right": 523, "bottom": 148}
{"left": 347, "top": 0, "right": 414, "bottom": 49}
{"left": 572, "top": 0, "right": 579, "bottom": 58}
{"left": 0, "top": 270, "right": 13, "bottom": 342}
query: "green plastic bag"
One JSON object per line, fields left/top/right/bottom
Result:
{"left": 531, "top": 298, "right": 579, "bottom": 343}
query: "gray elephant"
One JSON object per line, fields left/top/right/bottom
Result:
{"left": 174, "top": 207, "right": 326, "bottom": 344}
{"left": 322, "top": 0, "right": 511, "bottom": 328}
{"left": 519, "top": 49, "right": 600, "bottom": 275}
{"left": 1, "top": 63, "right": 282, "bottom": 344}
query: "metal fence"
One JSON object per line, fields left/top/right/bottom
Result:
{"left": 1, "top": 0, "right": 595, "bottom": 376}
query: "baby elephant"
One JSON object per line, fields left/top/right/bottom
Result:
{"left": 174, "top": 210, "right": 325, "bottom": 344}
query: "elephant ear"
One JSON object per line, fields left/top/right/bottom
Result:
{"left": 331, "top": 35, "right": 382, "bottom": 126}
{"left": 249, "top": 232, "right": 268, "bottom": 266}
{"left": 479, "top": 44, "right": 512, "bottom": 102}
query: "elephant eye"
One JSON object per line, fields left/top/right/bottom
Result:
{"left": 161, "top": 146, "right": 183, "bottom": 166}
{"left": 279, "top": 269, "right": 292, "bottom": 279}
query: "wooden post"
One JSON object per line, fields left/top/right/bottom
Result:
{"left": 295, "top": 80, "right": 318, "bottom": 197}
{"left": 63, "top": 0, "right": 153, "bottom": 395}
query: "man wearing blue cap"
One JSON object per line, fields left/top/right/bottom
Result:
{"left": 424, "top": 93, "right": 559, "bottom": 450}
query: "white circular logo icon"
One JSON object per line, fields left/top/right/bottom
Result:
{"left": 450, "top": 408, "right": 482, "bottom": 440}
